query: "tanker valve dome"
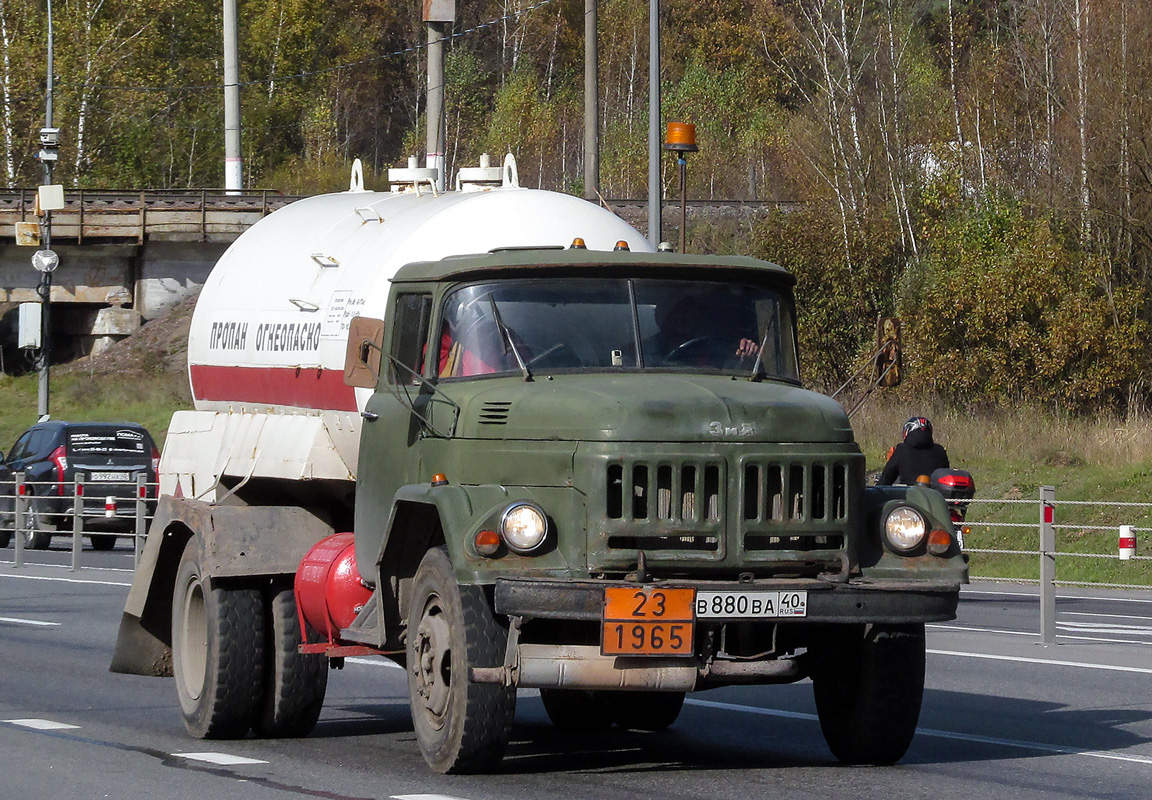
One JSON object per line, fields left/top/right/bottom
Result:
{"left": 456, "top": 153, "right": 505, "bottom": 192}
{"left": 388, "top": 156, "right": 439, "bottom": 194}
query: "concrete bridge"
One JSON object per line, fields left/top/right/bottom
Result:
{"left": 0, "top": 189, "right": 300, "bottom": 367}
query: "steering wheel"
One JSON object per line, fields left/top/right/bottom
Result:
{"left": 664, "top": 336, "right": 714, "bottom": 363}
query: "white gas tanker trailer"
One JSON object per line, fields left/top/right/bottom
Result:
{"left": 112, "top": 154, "right": 967, "bottom": 774}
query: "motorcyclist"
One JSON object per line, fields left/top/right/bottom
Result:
{"left": 877, "top": 416, "right": 950, "bottom": 485}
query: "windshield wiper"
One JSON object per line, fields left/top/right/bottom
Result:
{"left": 748, "top": 324, "right": 775, "bottom": 382}
{"left": 487, "top": 295, "right": 532, "bottom": 381}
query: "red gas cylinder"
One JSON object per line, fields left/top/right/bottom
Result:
{"left": 295, "top": 532, "right": 373, "bottom": 638}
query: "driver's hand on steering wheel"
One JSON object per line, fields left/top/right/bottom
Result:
{"left": 735, "top": 338, "right": 760, "bottom": 358}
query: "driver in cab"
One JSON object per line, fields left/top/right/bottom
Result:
{"left": 646, "top": 295, "right": 759, "bottom": 368}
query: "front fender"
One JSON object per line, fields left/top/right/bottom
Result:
{"left": 859, "top": 484, "right": 968, "bottom": 584}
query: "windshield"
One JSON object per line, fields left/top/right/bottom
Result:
{"left": 436, "top": 278, "right": 798, "bottom": 381}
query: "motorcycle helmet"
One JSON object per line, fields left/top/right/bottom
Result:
{"left": 902, "top": 416, "right": 931, "bottom": 440}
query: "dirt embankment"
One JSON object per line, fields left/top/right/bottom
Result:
{"left": 57, "top": 288, "right": 201, "bottom": 380}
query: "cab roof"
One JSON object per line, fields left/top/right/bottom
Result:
{"left": 390, "top": 247, "right": 795, "bottom": 285}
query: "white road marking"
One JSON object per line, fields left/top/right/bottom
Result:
{"left": 0, "top": 572, "right": 131, "bottom": 588}
{"left": 393, "top": 795, "right": 474, "bottom": 800}
{"left": 927, "top": 648, "right": 1152, "bottom": 674}
{"left": 172, "top": 752, "right": 268, "bottom": 766}
{"left": 931, "top": 622, "right": 1152, "bottom": 646}
{"left": 685, "top": 699, "right": 1152, "bottom": 765}
{"left": 3, "top": 718, "right": 80, "bottom": 730}
{"left": 963, "top": 588, "right": 1152, "bottom": 605}
{"left": 0, "top": 616, "right": 60, "bottom": 627}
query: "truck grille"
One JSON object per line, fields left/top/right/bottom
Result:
{"left": 592, "top": 451, "right": 859, "bottom": 571}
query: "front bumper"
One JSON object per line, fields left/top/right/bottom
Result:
{"left": 494, "top": 576, "right": 960, "bottom": 624}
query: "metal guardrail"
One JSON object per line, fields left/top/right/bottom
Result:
{"left": 962, "top": 485, "right": 1152, "bottom": 645}
{"left": 2, "top": 472, "right": 155, "bottom": 571}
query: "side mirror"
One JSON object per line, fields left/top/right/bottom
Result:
{"left": 874, "top": 317, "right": 902, "bottom": 387}
{"left": 343, "top": 316, "right": 386, "bottom": 388}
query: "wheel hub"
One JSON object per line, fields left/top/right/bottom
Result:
{"left": 412, "top": 600, "right": 452, "bottom": 729}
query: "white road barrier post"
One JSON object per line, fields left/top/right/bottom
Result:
{"left": 1119, "top": 525, "right": 1136, "bottom": 560}
{"left": 1039, "top": 486, "right": 1056, "bottom": 646}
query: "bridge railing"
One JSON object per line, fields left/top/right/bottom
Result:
{"left": 0, "top": 188, "right": 301, "bottom": 244}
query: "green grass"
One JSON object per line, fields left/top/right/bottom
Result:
{"left": 0, "top": 370, "right": 191, "bottom": 454}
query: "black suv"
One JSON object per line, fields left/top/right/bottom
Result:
{"left": 0, "top": 421, "right": 159, "bottom": 551}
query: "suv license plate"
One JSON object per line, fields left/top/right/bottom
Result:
{"left": 695, "top": 590, "right": 808, "bottom": 619}
{"left": 89, "top": 471, "right": 130, "bottom": 482}
{"left": 601, "top": 586, "right": 695, "bottom": 656}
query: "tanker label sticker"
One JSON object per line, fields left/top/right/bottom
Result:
{"left": 209, "top": 321, "right": 249, "bottom": 351}
{"left": 323, "top": 291, "right": 366, "bottom": 339}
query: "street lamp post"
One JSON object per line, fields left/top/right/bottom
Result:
{"left": 35, "top": 0, "right": 59, "bottom": 420}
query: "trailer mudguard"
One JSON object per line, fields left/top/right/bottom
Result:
{"left": 110, "top": 495, "right": 334, "bottom": 677}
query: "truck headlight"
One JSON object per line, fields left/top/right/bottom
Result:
{"left": 884, "top": 506, "right": 927, "bottom": 553}
{"left": 500, "top": 502, "right": 548, "bottom": 554}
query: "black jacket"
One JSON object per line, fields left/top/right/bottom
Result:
{"left": 878, "top": 428, "right": 949, "bottom": 485}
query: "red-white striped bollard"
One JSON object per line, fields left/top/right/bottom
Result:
{"left": 105, "top": 496, "right": 117, "bottom": 518}
{"left": 1119, "top": 525, "right": 1136, "bottom": 560}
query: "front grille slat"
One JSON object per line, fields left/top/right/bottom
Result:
{"left": 596, "top": 452, "right": 857, "bottom": 570}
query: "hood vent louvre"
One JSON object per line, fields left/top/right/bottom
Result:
{"left": 478, "top": 401, "right": 512, "bottom": 425}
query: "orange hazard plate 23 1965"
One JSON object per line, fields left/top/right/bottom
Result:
{"left": 601, "top": 586, "right": 695, "bottom": 656}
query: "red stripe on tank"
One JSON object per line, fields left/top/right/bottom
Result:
{"left": 189, "top": 364, "right": 357, "bottom": 411}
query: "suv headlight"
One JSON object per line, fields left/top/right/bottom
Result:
{"left": 884, "top": 506, "right": 927, "bottom": 553}
{"left": 500, "top": 502, "right": 548, "bottom": 554}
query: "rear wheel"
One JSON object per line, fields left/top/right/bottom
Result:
{"left": 540, "top": 689, "right": 614, "bottom": 731}
{"left": 811, "top": 623, "right": 926, "bottom": 765}
{"left": 90, "top": 535, "right": 118, "bottom": 551}
{"left": 610, "top": 691, "right": 686, "bottom": 731}
{"left": 407, "top": 547, "right": 515, "bottom": 773}
{"left": 0, "top": 531, "right": 9, "bottom": 548}
{"left": 252, "top": 583, "right": 328, "bottom": 738}
{"left": 171, "top": 537, "right": 265, "bottom": 739}
{"left": 18, "top": 501, "right": 53, "bottom": 550}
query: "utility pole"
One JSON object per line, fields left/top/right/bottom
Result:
{"left": 583, "top": 0, "right": 598, "bottom": 201}
{"left": 34, "top": 0, "right": 60, "bottom": 420}
{"left": 647, "top": 0, "right": 661, "bottom": 247}
{"left": 425, "top": 2, "right": 454, "bottom": 193}
{"left": 223, "top": 0, "right": 242, "bottom": 193}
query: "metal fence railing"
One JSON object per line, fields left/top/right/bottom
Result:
{"left": 1, "top": 472, "right": 155, "bottom": 571}
{"left": 961, "top": 485, "right": 1152, "bottom": 644}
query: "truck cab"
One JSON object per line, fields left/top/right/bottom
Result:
{"left": 111, "top": 225, "right": 965, "bottom": 776}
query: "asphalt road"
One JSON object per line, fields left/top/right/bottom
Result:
{"left": 2, "top": 543, "right": 1150, "bottom": 800}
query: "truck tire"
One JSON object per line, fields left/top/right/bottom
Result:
{"left": 540, "top": 689, "right": 613, "bottom": 730}
{"left": 171, "top": 538, "right": 265, "bottom": 739}
{"left": 811, "top": 622, "right": 926, "bottom": 765}
{"left": 407, "top": 547, "right": 515, "bottom": 773}
{"left": 253, "top": 584, "right": 327, "bottom": 738}
{"left": 610, "top": 691, "right": 686, "bottom": 731}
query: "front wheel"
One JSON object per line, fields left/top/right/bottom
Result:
{"left": 811, "top": 623, "right": 926, "bottom": 765}
{"left": 171, "top": 537, "right": 265, "bottom": 739}
{"left": 407, "top": 547, "right": 515, "bottom": 773}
